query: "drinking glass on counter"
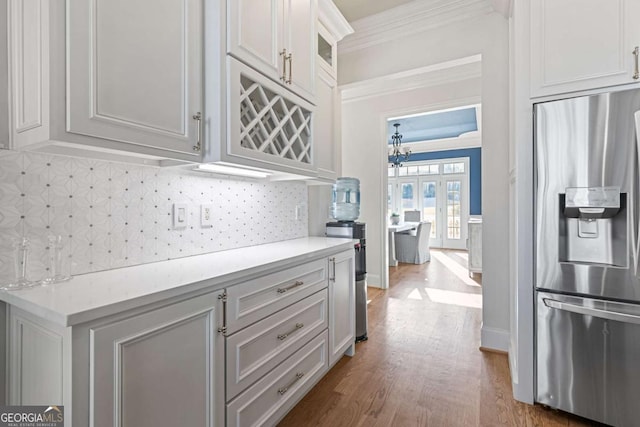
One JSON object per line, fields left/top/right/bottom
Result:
{"left": 43, "top": 235, "right": 71, "bottom": 285}
{"left": 0, "top": 237, "right": 35, "bottom": 291}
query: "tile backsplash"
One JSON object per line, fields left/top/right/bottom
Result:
{"left": 0, "top": 151, "right": 308, "bottom": 284}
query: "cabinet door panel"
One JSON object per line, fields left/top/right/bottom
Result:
{"left": 329, "top": 250, "right": 355, "bottom": 366}
{"left": 531, "top": 0, "right": 639, "bottom": 97}
{"left": 285, "top": 0, "right": 316, "bottom": 101}
{"left": 90, "top": 293, "right": 223, "bottom": 427}
{"left": 227, "top": 0, "right": 282, "bottom": 83}
{"left": 314, "top": 68, "right": 338, "bottom": 180}
{"left": 67, "top": 0, "right": 202, "bottom": 155}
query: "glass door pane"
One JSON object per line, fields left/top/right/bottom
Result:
{"left": 446, "top": 180, "right": 462, "bottom": 239}
{"left": 421, "top": 181, "right": 437, "bottom": 239}
{"left": 399, "top": 180, "right": 417, "bottom": 216}
{"left": 387, "top": 183, "right": 394, "bottom": 218}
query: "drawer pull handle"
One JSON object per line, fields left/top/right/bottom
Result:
{"left": 278, "top": 372, "right": 304, "bottom": 395}
{"left": 277, "top": 280, "right": 304, "bottom": 294}
{"left": 277, "top": 323, "right": 304, "bottom": 341}
{"left": 634, "top": 46, "right": 640, "bottom": 80}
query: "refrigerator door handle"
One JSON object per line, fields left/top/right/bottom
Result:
{"left": 543, "top": 298, "right": 640, "bottom": 325}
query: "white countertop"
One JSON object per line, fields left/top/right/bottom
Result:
{"left": 0, "top": 237, "right": 355, "bottom": 327}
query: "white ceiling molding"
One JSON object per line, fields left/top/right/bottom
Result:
{"left": 338, "top": 0, "right": 494, "bottom": 54}
{"left": 319, "top": 0, "right": 354, "bottom": 41}
{"left": 341, "top": 55, "right": 482, "bottom": 103}
{"left": 405, "top": 134, "right": 482, "bottom": 152}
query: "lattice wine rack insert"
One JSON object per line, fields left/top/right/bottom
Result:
{"left": 239, "top": 75, "right": 312, "bottom": 164}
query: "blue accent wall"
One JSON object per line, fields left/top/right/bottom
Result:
{"left": 390, "top": 148, "right": 482, "bottom": 215}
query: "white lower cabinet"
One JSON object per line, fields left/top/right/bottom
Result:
{"left": 5, "top": 249, "right": 354, "bottom": 426}
{"left": 226, "top": 331, "right": 328, "bottom": 427}
{"left": 328, "top": 250, "right": 356, "bottom": 366}
{"left": 226, "top": 290, "right": 328, "bottom": 399}
{"left": 89, "top": 293, "right": 224, "bottom": 427}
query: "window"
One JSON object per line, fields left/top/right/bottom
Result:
{"left": 400, "top": 182, "right": 417, "bottom": 213}
{"left": 446, "top": 180, "right": 461, "bottom": 239}
{"left": 418, "top": 164, "right": 439, "bottom": 175}
{"left": 443, "top": 162, "right": 465, "bottom": 174}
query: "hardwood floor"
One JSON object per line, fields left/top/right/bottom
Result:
{"left": 279, "top": 250, "right": 595, "bottom": 427}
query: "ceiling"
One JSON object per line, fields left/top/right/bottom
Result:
{"left": 332, "top": 0, "right": 416, "bottom": 22}
{"left": 388, "top": 106, "right": 479, "bottom": 144}
{"left": 332, "top": 0, "right": 512, "bottom": 23}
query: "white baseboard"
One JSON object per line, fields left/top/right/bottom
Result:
{"left": 480, "top": 324, "right": 509, "bottom": 352}
{"left": 366, "top": 274, "right": 381, "bottom": 287}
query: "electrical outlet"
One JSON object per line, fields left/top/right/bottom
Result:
{"left": 173, "top": 203, "right": 188, "bottom": 229}
{"left": 201, "top": 204, "right": 214, "bottom": 228}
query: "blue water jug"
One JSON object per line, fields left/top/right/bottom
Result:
{"left": 331, "top": 177, "right": 360, "bottom": 221}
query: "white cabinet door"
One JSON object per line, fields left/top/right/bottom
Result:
{"left": 314, "top": 67, "right": 339, "bottom": 180}
{"left": 67, "top": 0, "right": 203, "bottom": 156}
{"left": 328, "top": 250, "right": 355, "bottom": 366}
{"left": 227, "top": 0, "right": 282, "bottom": 84}
{"left": 285, "top": 0, "right": 316, "bottom": 101}
{"left": 530, "top": 0, "right": 640, "bottom": 97}
{"left": 227, "top": 0, "right": 316, "bottom": 102}
{"left": 90, "top": 292, "right": 224, "bottom": 427}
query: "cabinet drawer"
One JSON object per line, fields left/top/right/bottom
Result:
{"left": 227, "top": 330, "right": 328, "bottom": 427}
{"left": 226, "top": 289, "right": 327, "bottom": 400}
{"left": 226, "top": 259, "right": 327, "bottom": 334}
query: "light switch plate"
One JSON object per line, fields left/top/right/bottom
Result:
{"left": 173, "top": 203, "right": 188, "bottom": 229}
{"left": 201, "top": 204, "right": 214, "bottom": 228}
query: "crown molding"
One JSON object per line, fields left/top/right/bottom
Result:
{"left": 341, "top": 55, "right": 482, "bottom": 103}
{"left": 318, "top": 0, "right": 354, "bottom": 41}
{"left": 338, "top": 0, "right": 495, "bottom": 54}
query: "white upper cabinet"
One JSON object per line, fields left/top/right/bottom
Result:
{"left": 530, "top": 0, "right": 640, "bottom": 97}
{"left": 314, "top": 57, "right": 339, "bottom": 180}
{"left": 228, "top": 0, "right": 317, "bottom": 103}
{"left": 6, "top": 0, "right": 203, "bottom": 163}
{"left": 311, "top": 2, "right": 353, "bottom": 182}
{"left": 67, "top": 0, "right": 203, "bottom": 156}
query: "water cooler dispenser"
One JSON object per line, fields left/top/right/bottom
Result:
{"left": 326, "top": 178, "right": 368, "bottom": 342}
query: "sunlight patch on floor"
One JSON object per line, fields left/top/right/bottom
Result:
{"left": 407, "top": 288, "right": 423, "bottom": 300}
{"left": 424, "top": 287, "right": 482, "bottom": 309}
{"left": 431, "top": 251, "right": 481, "bottom": 288}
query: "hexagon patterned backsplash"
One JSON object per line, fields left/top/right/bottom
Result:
{"left": 0, "top": 151, "right": 308, "bottom": 285}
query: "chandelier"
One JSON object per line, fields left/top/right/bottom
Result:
{"left": 389, "top": 123, "right": 411, "bottom": 168}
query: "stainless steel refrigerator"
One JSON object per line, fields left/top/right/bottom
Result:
{"left": 535, "top": 88, "right": 640, "bottom": 426}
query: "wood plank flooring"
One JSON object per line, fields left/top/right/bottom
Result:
{"left": 279, "top": 250, "right": 596, "bottom": 427}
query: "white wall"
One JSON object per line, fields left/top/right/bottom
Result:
{"left": 0, "top": 0, "right": 8, "bottom": 148}
{"left": 342, "top": 77, "right": 481, "bottom": 285}
{"left": 339, "top": 11, "right": 510, "bottom": 350}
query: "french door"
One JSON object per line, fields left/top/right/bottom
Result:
{"left": 389, "top": 160, "right": 469, "bottom": 249}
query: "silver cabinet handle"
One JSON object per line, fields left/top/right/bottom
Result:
{"left": 277, "top": 322, "right": 304, "bottom": 341}
{"left": 286, "top": 53, "right": 293, "bottom": 84}
{"left": 278, "top": 372, "right": 304, "bottom": 395}
{"left": 280, "top": 49, "right": 288, "bottom": 82}
{"left": 192, "top": 112, "right": 202, "bottom": 152}
{"left": 633, "top": 47, "right": 639, "bottom": 80}
{"left": 329, "top": 257, "right": 336, "bottom": 282}
{"left": 543, "top": 298, "right": 640, "bottom": 325}
{"left": 277, "top": 280, "right": 304, "bottom": 294}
